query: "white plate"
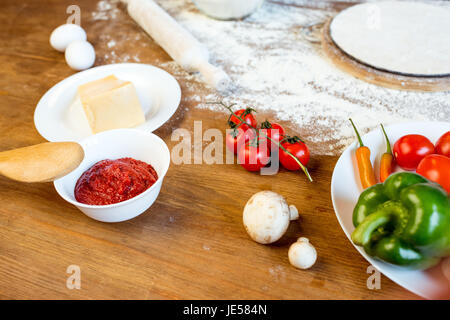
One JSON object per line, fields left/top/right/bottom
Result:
{"left": 34, "top": 63, "right": 181, "bottom": 142}
{"left": 331, "top": 121, "right": 450, "bottom": 299}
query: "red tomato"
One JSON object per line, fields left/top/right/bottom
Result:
{"left": 279, "top": 136, "right": 310, "bottom": 171}
{"left": 237, "top": 138, "right": 270, "bottom": 172}
{"left": 435, "top": 131, "right": 450, "bottom": 158}
{"left": 225, "top": 128, "right": 256, "bottom": 155}
{"left": 416, "top": 154, "right": 450, "bottom": 193}
{"left": 229, "top": 108, "right": 257, "bottom": 130}
{"left": 260, "top": 121, "right": 285, "bottom": 151}
{"left": 393, "top": 134, "right": 435, "bottom": 171}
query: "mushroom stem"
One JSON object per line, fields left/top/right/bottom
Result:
{"left": 289, "top": 205, "right": 299, "bottom": 220}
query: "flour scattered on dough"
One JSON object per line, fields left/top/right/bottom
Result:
{"left": 91, "top": 0, "right": 450, "bottom": 155}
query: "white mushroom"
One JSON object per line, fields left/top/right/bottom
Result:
{"left": 243, "top": 191, "right": 299, "bottom": 244}
{"left": 288, "top": 237, "right": 317, "bottom": 270}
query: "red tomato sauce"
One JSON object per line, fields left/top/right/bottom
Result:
{"left": 75, "top": 157, "right": 158, "bottom": 205}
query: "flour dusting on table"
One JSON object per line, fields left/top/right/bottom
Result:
{"left": 91, "top": 0, "right": 450, "bottom": 155}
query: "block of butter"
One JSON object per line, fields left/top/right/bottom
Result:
{"left": 77, "top": 75, "right": 146, "bottom": 134}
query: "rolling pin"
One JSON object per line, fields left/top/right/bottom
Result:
{"left": 122, "top": 0, "right": 230, "bottom": 91}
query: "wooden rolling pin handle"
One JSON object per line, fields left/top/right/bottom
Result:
{"left": 197, "top": 62, "right": 231, "bottom": 92}
{"left": 123, "top": 0, "right": 231, "bottom": 92}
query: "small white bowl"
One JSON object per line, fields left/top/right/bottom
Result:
{"left": 192, "top": 0, "right": 264, "bottom": 20}
{"left": 54, "top": 129, "right": 170, "bottom": 222}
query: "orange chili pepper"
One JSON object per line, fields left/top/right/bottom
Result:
{"left": 349, "top": 119, "right": 376, "bottom": 189}
{"left": 379, "top": 123, "right": 395, "bottom": 182}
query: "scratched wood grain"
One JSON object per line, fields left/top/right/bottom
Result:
{"left": 0, "top": 0, "right": 418, "bottom": 299}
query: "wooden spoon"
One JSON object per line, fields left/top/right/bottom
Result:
{"left": 0, "top": 142, "right": 84, "bottom": 183}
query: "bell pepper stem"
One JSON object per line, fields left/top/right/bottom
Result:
{"left": 352, "top": 210, "right": 392, "bottom": 246}
{"left": 351, "top": 201, "right": 409, "bottom": 246}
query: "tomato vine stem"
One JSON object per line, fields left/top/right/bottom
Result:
{"left": 206, "top": 101, "right": 313, "bottom": 182}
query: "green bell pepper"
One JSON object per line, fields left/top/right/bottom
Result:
{"left": 351, "top": 172, "right": 450, "bottom": 270}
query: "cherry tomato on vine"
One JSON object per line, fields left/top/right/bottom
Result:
{"left": 416, "top": 154, "right": 450, "bottom": 193}
{"left": 225, "top": 128, "right": 256, "bottom": 155}
{"left": 393, "top": 134, "right": 435, "bottom": 171}
{"left": 229, "top": 108, "right": 257, "bottom": 130}
{"left": 237, "top": 137, "right": 270, "bottom": 172}
{"left": 279, "top": 136, "right": 310, "bottom": 171}
{"left": 435, "top": 131, "right": 450, "bottom": 158}
{"left": 260, "top": 120, "right": 285, "bottom": 151}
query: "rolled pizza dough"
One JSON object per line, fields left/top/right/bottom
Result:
{"left": 330, "top": 1, "right": 450, "bottom": 76}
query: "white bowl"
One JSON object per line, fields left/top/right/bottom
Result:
{"left": 192, "top": 0, "right": 264, "bottom": 20}
{"left": 54, "top": 129, "right": 170, "bottom": 222}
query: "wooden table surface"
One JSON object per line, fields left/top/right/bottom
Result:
{"left": 0, "top": 0, "right": 419, "bottom": 299}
